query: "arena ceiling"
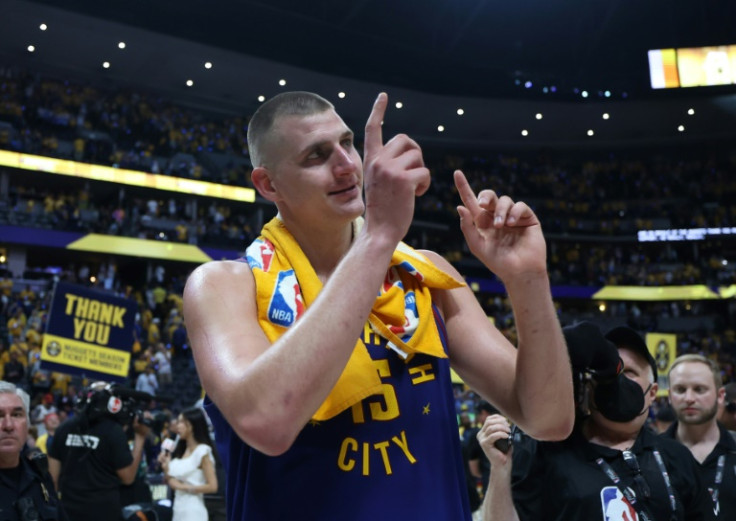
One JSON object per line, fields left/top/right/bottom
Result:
{"left": 0, "top": 0, "right": 735, "bottom": 148}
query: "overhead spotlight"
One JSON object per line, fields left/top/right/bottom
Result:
{"left": 535, "top": 113, "right": 543, "bottom": 120}
{"left": 587, "top": 129, "right": 594, "bottom": 136}
{"left": 602, "top": 113, "right": 610, "bottom": 120}
{"left": 521, "top": 130, "right": 529, "bottom": 136}
{"left": 186, "top": 79, "right": 194, "bottom": 87}
{"left": 514, "top": 79, "right": 521, "bottom": 86}
{"left": 457, "top": 108, "right": 464, "bottom": 116}
{"left": 338, "top": 92, "right": 346, "bottom": 99}
{"left": 687, "top": 108, "right": 695, "bottom": 115}
{"left": 204, "top": 62, "right": 213, "bottom": 69}
{"left": 524, "top": 81, "right": 533, "bottom": 89}
{"left": 102, "top": 61, "right": 110, "bottom": 69}
{"left": 678, "top": 125, "right": 685, "bottom": 132}
{"left": 581, "top": 91, "right": 589, "bottom": 98}
{"left": 257, "top": 95, "right": 265, "bottom": 102}
{"left": 278, "top": 79, "right": 287, "bottom": 86}
{"left": 27, "top": 45, "right": 35, "bottom": 53}
{"left": 39, "top": 23, "right": 47, "bottom": 31}
{"left": 604, "top": 90, "right": 611, "bottom": 97}
{"left": 437, "top": 125, "right": 445, "bottom": 132}
{"left": 395, "top": 102, "right": 403, "bottom": 109}
{"left": 550, "top": 86, "right": 557, "bottom": 93}
{"left": 118, "top": 42, "right": 126, "bottom": 49}
{"left": 542, "top": 87, "right": 549, "bottom": 93}
{"left": 573, "top": 88, "right": 580, "bottom": 94}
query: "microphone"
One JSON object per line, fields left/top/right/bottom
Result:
{"left": 162, "top": 434, "right": 179, "bottom": 454}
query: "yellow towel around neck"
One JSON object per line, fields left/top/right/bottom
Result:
{"left": 244, "top": 216, "right": 465, "bottom": 421}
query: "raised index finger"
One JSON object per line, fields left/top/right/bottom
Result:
{"left": 453, "top": 169, "right": 480, "bottom": 212}
{"left": 364, "top": 92, "right": 387, "bottom": 159}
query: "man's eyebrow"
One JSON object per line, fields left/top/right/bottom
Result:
{"left": 299, "top": 130, "right": 355, "bottom": 156}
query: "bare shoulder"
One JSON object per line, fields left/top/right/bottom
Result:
{"left": 184, "top": 260, "right": 253, "bottom": 296}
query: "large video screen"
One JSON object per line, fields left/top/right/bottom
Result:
{"left": 648, "top": 45, "right": 736, "bottom": 89}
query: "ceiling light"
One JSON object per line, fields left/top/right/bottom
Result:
{"left": 257, "top": 95, "right": 265, "bottom": 102}
{"left": 204, "top": 62, "right": 213, "bottom": 69}
{"left": 395, "top": 102, "right": 403, "bottom": 109}
{"left": 535, "top": 113, "right": 543, "bottom": 120}
{"left": 102, "top": 61, "right": 110, "bottom": 69}
{"left": 521, "top": 130, "right": 529, "bottom": 136}
{"left": 524, "top": 81, "right": 533, "bottom": 89}
{"left": 338, "top": 92, "right": 346, "bottom": 99}
{"left": 27, "top": 45, "right": 35, "bottom": 53}
{"left": 39, "top": 23, "right": 47, "bottom": 31}
{"left": 687, "top": 108, "right": 695, "bottom": 115}
{"left": 437, "top": 125, "right": 445, "bottom": 132}
{"left": 604, "top": 90, "right": 611, "bottom": 97}
{"left": 550, "top": 86, "right": 557, "bottom": 93}
{"left": 581, "top": 91, "right": 589, "bottom": 98}
{"left": 587, "top": 129, "right": 594, "bottom": 136}
{"left": 118, "top": 42, "right": 126, "bottom": 49}
{"left": 457, "top": 108, "right": 464, "bottom": 116}
{"left": 602, "top": 113, "right": 610, "bottom": 120}
{"left": 278, "top": 79, "right": 286, "bottom": 86}
{"left": 186, "top": 79, "right": 194, "bottom": 87}
{"left": 678, "top": 125, "right": 685, "bottom": 132}
{"left": 542, "top": 87, "right": 549, "bottom": 93}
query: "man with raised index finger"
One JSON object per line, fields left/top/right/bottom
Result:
{"left": 183, "top": 91, "right": 574, "bottom": 521}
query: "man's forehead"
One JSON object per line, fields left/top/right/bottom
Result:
{"left": 0, "top": 393, "right": 24, "bottom": 410}
{"left": 670, "top": 360, "right": 715, "bottom": 382}
{"left": 274, "top": 110, "right": 351, "bottom": 143}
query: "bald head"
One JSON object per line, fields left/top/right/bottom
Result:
{"left": 247, "top": 91, "right": 334, "bottom": 168}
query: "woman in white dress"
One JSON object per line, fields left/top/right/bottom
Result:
{"left": 159, "top": 407, "right": 218, "bottom": 521}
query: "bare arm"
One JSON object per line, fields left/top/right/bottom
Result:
{"left": 116, "top": 427, "right": 148, "bottom": 485}
{"left": 478, "top": 415, "right": 520, "bottom": 521}
{"left": 428, "top": 171, "right": 574, "bottom": 441}
{"left": 48, "top": 456, "right": 60, "bottom": 491}
{"left": 184, "top": 93, "right": 431, "bottom": 456}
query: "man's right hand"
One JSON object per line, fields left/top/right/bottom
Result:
{"left": 477, "top": 414, "right": 513, "bottom": 468}
{"left": 361, "top": 92, "right": 430, "bottom": 245}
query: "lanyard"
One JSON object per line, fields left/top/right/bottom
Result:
{"left": 596, "top": 449, "right": 677, "bottom": 521}
{"left": 709, "top": 454, "right": 726, "bottom": 516}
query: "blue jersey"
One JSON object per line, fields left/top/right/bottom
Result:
{"left": 205, "top": 306, "right": 471, "bottom": 521}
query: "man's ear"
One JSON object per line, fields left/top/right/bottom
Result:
{"left": 251, "top": 167, "right": 278, "bottom": 202}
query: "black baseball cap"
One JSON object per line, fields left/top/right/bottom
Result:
{"left": 604, "top": 326, "right": 657, "bottom": 379}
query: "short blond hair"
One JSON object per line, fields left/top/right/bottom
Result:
{"left": 668, "top": 354, "right": 722, "bottom": 389}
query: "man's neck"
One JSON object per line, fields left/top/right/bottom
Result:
{"left": 0, "top": 455, "right": 20, "bottom": 469}
{"left": 583, "top": 418, "right": 642, "bottom": 451}
{"left": 676, "top": 420, "right": 720, "bottom": 463}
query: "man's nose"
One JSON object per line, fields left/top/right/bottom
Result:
{"left": 332, "top": 147, "right": 357, "bottom": 175}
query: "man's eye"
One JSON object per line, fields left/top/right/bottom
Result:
{"left": 341, "top": 139, "right": 353, "bottom": 148}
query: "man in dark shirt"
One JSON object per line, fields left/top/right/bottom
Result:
{"left": 48, "top": 382, "right": 149, "bottom": 521}
{"left": 0, "top": 380, "right": 67, "bottom": 521}
{"left": 663, "top": 354, "right": 736, "bottom": 520}
{"left": 479, "top": 322, "right": 709, "bottom": 521}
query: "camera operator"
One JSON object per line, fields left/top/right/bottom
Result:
{"left": 0, "top": 380, "right": 68, "bottom": 521}
{"left": 47, "top": 382, "right": 151, "bottom": 521}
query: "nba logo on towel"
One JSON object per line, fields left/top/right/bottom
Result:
{"left": 245, "top": 238, "right": 274, "bottom": 272}
{"left": 601, "top": 486, "right": 638, "bottom": 521}
{"left": 268, "top": 270, "right": 304, "bottom": 327}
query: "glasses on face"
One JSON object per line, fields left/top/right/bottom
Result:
{"left": 726, "top": 402, "right": 736, "bottom": 413}
{"left": 622, "top": 450, "right": 651, "bottom": 500}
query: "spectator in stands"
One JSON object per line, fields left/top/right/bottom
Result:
{"left": 35, "top": 411, "right": 59, "bottom": 454}
{"left": 136, "top": 364, "right": 159, "bottom": 397}
{"left": 3, "top": 351, "right": 25, "bottom": 386}
{"left": 184, "top": 91, "right": 573, "bottom": 520}
{"left": 153, "top": 343, "right": 173, "bottom": 386}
